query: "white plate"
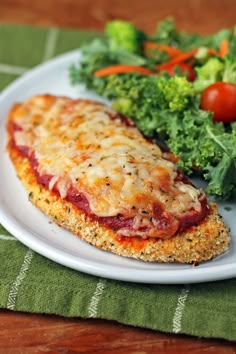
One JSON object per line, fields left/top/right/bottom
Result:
{"left": 0, "top": 50, "right": 235, "bottom": 284}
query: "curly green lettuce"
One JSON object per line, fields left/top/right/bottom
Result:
{"left": 70, "top": 18, "right": 236, "bottom": 199}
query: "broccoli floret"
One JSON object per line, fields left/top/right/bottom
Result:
{"left": 193, "top": 57, "right": 236, "bottom": 93}
{"left": 112, "top": 97, "right": 133, "bottom": 116}
{"left": 154, "top": 17, "right": 180, "bottom": 45}
{"left": 157, "top": 76, "right": 194, "bottom": 111}
{"left": 96, "top": 74, "right": 194, "bottom": 129}
{"left": 105, "top": 20, "right": 146, "bottom": 54}
{"left": 222, "top": 58, "right": 236, "bottom": 84}
{"left": 193, "top": 57, "right": 224, "bottom": 92}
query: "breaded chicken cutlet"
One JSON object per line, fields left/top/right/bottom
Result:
{"left": 7, "top": 95, "right": 230, "bottom": 263}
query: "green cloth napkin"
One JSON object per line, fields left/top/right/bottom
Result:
{"left": 0, "top": 24, "right": 235, "bottom": 342}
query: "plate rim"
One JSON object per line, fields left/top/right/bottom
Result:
{"left": 0, "top": 204, "right": 235, "bottom": 284}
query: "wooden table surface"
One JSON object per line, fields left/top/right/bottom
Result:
{"left": 0, "top": 0, "right": 236, "bottom": 353}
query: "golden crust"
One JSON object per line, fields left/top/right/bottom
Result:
{"left": 7, "top": 141, "right": 230, "bottom": 264}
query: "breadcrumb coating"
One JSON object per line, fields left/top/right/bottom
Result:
{"left": 7, "top": 144, "right": 230, "bottom": 263}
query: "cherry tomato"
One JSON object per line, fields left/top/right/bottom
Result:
{"left": 200, "top": 82, "right": 236, "bottom": 123}
{"left": 161, "top": 62, "right": 196, "bottom": 82}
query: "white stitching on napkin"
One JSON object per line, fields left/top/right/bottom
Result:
{"left": 0, "top": 63, "right": 28, "bottom": 75}
{"left": 6, "top": 248, "right": 34, "bottom": 310}
{"left": 0, "top": 28, "right": 59, "bottom": 75}
{"left": 42, "top": 28, "right": 59, "bottom": 62}
{"left": 88, "top": 279, "right": 107, "bottom": 318}
{"left": 172, "top": 285, "right": 191, "bottom": 333}
{"left": 0, "top": 234, "right": 16, "bottom": 240}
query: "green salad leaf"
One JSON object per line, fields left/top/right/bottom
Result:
{"left": 69, "top": 18, "right": 236, "bottom": 199}
{"left": 205, "top": 126, "right": 236, "bottom": 198}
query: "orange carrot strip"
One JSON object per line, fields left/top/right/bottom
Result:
{"left": 207, "top": 48, "right": 221, "bottom": 57}
{"left": 156, "top": 47, "right": 221, "bottom": 71}
{"left": 94, "top": 65, "right": 153, "bottom": 77}
{"left": 219, "top": 39, "right": 229, "bottom": 58}
{"left": 156, "top": 49, "right": 198, "bottom": 70}
{"left": 143, "top": 41, "right": 182, "bottom": 58}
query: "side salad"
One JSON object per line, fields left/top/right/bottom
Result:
{"left": 70, "top": 18, "right": 236, "bottom": 200}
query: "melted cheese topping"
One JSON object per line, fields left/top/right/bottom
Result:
{"left": 12, "top": 95, "right": 203, "bottom": 236}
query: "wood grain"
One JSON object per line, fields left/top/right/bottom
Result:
{"left": 0, "top": 0, "right": 236, "bottom": 352}
{"left": 0, "top": 310, "right": 235, "bottom": 354}
{"left": 0, "top": 0, "right": 236, "bottom": 34}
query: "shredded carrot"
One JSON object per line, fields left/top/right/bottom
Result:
{"left": 156, "top": 47, "right": 221, "bottom": 71}
{"left": 207, "top": 48, "right": 221, "bottom": 57}
{"left": 143, "top": 41, "right": 182, "bottom": 58}
{"left": 219, "top": 39, "right": 229, "bottom": 58}
{"left": 94, "top": 65, "right": 153, "bottom": 77}
{"left": 95, "top": 44, "right": 223, "bottom": 78}
{"left": 156, "top": 48, "right": 198, "bottom": 70}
